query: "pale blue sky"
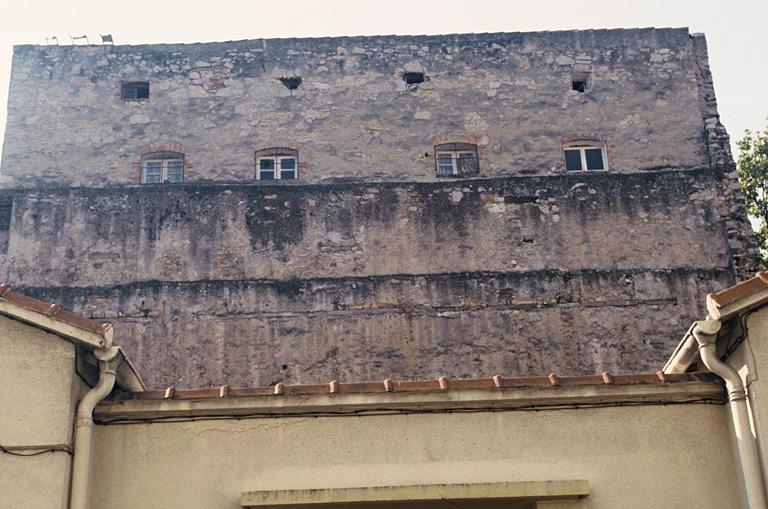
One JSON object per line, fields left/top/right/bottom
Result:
{"left": 0, "top": 0, "right": 766, "bottom": 157}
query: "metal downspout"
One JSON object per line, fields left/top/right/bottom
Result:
{"left": 69, "top": 346, "right": 120, "bottom": 509}
{"left": 693, "top": 318, "right": 768, "bottom": 509}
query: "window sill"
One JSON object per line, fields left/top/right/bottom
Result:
{"left": 242, "top": 480, "right": 589, "bottom": 507}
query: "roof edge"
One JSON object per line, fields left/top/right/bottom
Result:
{"left": 0, "top": 284, "right": 146, "bottom": 391}
{"left": 665, "top": 272, "right": 768, "bottom": 374}
{"left": 115, "top": 347, "right": 147, "bottom": 392}
{"left": 96, "top": 372, "right": 722, "bottom": 422}
{"left": 706, "top": 272, "right": 768, "bottom": 320}
{"left": 13, "top": 26, "right": 692, "bottom": 51}
{"left": 0, "top": 283, "right": 110, "bottom": 348}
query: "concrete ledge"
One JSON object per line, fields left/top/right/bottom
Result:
{"left": 95, "top": 380, "right": 724, "bottom": 423}
{"left": 241, "top": 480, "right": 589, "bottom": 507}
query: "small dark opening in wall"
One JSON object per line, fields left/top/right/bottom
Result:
{"left": 571, "top": 70, "right": 590, "bottom": 93}
{"left": 0, "top": 198, "right": 12, "bottom": 231}
{"left": 572, "top": 80, "right": 587, "bottom": 93}
{"left": 403, "top": 72, "right": 425, "bottom": 85}
{"left": 279, "top": 77, "right": 302, "bottom": 90}
{"left": 0, "top": 196, "right": 12, "bottom": 253}
{"left": 281, "top": 364, "right": 288, "bottom": 370}
{"left": 121, "top": 81, "right": 149, "bottom": 100}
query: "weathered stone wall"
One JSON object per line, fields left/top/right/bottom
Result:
{"left": 0, "top": 28, "right": 760, "bottom": 390}
{"left": 22, "top": 267, "right": 733, "bottom": 389}
{"left": 1, "top": 169, "right": 742, "bottom": 287}
{"left": 0, "top": 168, "right": 757, "bottom": 389}
{"left": 2, "top": 28, "right": 712, "bottom": 187}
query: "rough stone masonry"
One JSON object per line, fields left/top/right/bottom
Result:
{"left": 0, "top": 28, "right": 760, "bottom": 389}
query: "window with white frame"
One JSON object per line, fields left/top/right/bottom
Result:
{"left": 563, "top": 141, "right": 607, "bottom": 171}
{"left": 141, "top": 152, "right": 184, "bottom": 183}
{"left": 255, "top": 148, "right": 298, "bottom": 180}
{"left": 434, "top": 143, "right": 479, "bottom": 177}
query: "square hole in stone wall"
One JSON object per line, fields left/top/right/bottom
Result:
{"left": 279, "top": 76, "right": 302, "bottom": 90}
{"left": 121, "top": 81, "right": 149, "bottom": 100}
{"left": 403, "top": 72, "right": 425, "bottom": 85}
{"left": 571, "top": 71, "right": 590, "bottom": 93}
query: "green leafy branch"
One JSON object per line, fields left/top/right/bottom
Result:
{"left": 738, "top": 122, "right": 768, "bottom": 263}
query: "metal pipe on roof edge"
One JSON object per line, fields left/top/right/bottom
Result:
{"left": 662, "top": 322, "right": 698, "bottom": 374}
{"left": 692, "top": 318, "right": 768, "bottom": 509}
{"left": 69, "top": 346, "right": 120, "bottom": 509}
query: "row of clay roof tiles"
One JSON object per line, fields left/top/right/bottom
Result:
{"left": 0, "top": 283, "right": 111, "bottom": 336}
{"left": 122, "top": 372, "right": 720, "bottom": 401}
{"left": 708, "top": 271, "right": 768, "bottom": 307}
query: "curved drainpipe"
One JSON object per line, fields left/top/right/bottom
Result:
{"left": 693, "top": 318, "right": 768, "bottom": 509}
{"left": 69, "top": 346, "right": 120, "bottom": 509}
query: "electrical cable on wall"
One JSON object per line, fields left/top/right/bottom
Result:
{"left": 0, "top": 443, "right": 73, "bottom": 457}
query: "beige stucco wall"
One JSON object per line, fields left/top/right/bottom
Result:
{"left": 737, "top": 306, "right": 768, "bottom": 484}
{"left": 0, "top": 314, "right": 83, "bottom": 509}
{"left": 89, "top": 401, "right": 739, "bottom": 509}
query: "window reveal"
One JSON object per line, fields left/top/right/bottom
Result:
{"left": 255, "top": 148, "right": 298, "bottom": 180}
{"left": 564, "top": 143, "right": 607, "bottom": 171}
{"left": 434, "top": 143, "right": 479, "bottom": 177}
{"left": 571, "top": 71, "right": 590, "bottom": 93}
{"left": 141, "top": 152, "right": 184, "bottom": 183}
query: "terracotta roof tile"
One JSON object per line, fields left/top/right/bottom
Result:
{"left": 555, "top": 374, "right": 603, "bottom": 386}
{"left": 228, "top": 387, "right": 275, "bottom": 398}
{"left": 283, "top": 383, "right": 332, "bottom": 396}
{"left": 445, "top": 378, "right": 497, "bottom": 390}
{"left": 500, "top": 375, "right": 552, "bottom": 388}
{"left": 335, "top": 381, "right": 390, "bottom": 394}
{"left": 708, "top": 272, "right": 768, "bottom": 308}
{"left": 122, "top": 372, "right": 720, "bottom": 401}
{"left": 394, "top": 379, "right": 442, "bottom": 392}
{"left": 0, "top": 284, "right": 111, "bottom": 337}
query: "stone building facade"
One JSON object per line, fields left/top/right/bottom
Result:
{"left": 0, "top": 28, "right": 759, "bottom": 389}
{"left": 0, "top": 28, "right": 733, "bottom": 187}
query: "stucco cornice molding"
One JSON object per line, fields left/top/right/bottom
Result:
{"left": 95, "top": 377, "right": 723, "bottom": 423}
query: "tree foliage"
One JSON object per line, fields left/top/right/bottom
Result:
{"left": 737, "top": 124, "right": 768, "bottom": 261}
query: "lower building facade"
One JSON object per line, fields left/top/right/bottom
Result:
{"left": 4, "top": 274, "right": 768, "bottom": 508}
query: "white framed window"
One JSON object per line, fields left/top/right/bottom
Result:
{"left": 141, "top": 152, "right": 184, "bottom": 183}
{"left": 434, "top": 143, "right": 479, "bottom": 177}
{"left": 255, "top": 148, "right": 298, "bottom": 180}
{"left": 563, "top": 142, "right": 607, "bottom": 172}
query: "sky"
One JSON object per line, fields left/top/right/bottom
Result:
{"left": 0, "top": 0, "right": 766, "bottom": 158}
